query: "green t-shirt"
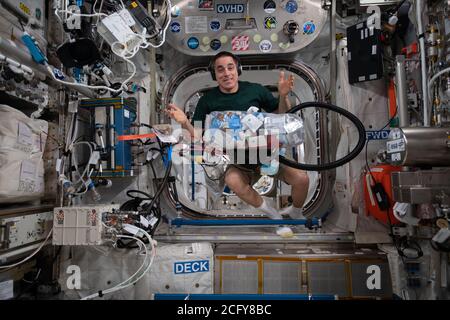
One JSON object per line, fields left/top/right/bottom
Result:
{"left": 191, "top": 81, "right": 279, "bottom": 127}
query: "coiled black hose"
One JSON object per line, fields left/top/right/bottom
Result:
{"left": 280, "top": 101, "right": 366, "bottom": 171}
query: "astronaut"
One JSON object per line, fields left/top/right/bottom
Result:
{"left": 166, "top": 51, "right": 309, "bottom": 237}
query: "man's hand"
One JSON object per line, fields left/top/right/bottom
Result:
{"left": 165, "top": 103, "right": 188, "bottom": 125}
{"left": 278, "top": 71, "right": 294, "bottom": 97}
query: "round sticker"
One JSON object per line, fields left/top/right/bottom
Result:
{"left": 170, "top": 22, "right": 181, "bottom": 33}
{"left": 220, "top": 35, "right": 228, "bottom": 44}
{"left": 270, "top": 33, "right": 279, "bottom": 42}
{"left": 210, "top": 20, "right": 221, "bottom": 31}
{"left": 264, "top": 0, "right": 276, "bottom": 14}
{"left": 210, "top": 39, "right": 221, "bottom": 50}
{"left": 171, "top": 5, "right": 181, "bottom": 17}
{"left": 303, "top": 21, "right": 316, "bottom": 35}
{"left": 285, "top": 0, "right": 298, "bottom": 13}
{"left": 253, "top": 34, "right": 262, "bottom": 43}
{"left": 202, "top": 36, "right": 211, "bottom": 45}
{"left": 259, "top": 40, "right": 272, "bottom": 53}
{"left": 264, "top": 16, "right": 277, "bottom": 29}
{"left": 279, "top": 42, "right": 290, "bottom": 49}
{"left": 187, "top": 37, "right": 199, "bottom": 49}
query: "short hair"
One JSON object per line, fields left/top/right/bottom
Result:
{"left": 210, "top": 51, "right": 240, "bottom": 69}
{"left": 209, "top": 51, "right": 242, "bottom": 80}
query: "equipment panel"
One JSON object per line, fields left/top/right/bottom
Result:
{"left": 166, "top": 0, "right": 327, "bottom": 56}
{"left": 0, "top": 210, "right": 52, "bottom": 251}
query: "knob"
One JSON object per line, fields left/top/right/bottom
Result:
{"left": 283, "top": 20, "right": 300, "bottom": 43}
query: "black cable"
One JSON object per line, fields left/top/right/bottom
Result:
{"left": 149, "top": 158, "right": 172, "bottom": 237}
{"left": 279, "top": 102, "right": 366, "bottom": 171}
{"left": 126, "top": 189, "right": 153, "bottom": 200}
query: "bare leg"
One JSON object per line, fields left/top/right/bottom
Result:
{"left": 278, "top": 166, "right": 309, "bottom": 208}
{"left": 224, "top": 166, "right": 262, "bottom": 207}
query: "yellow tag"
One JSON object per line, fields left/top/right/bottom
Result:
{"left": 19, "top": 2, "right": 31, "bottom": 15}
{"left": 194, "top": 156, "right": 203, "bottom": 164}
{"left": 131, "top": 2, "right": 138, "bottom": 8}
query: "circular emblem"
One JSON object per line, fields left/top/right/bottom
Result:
{"left": 210, "top": 20, "right": 221, "bottom": 31}
{"left": 285, "top": 0, "right": 298, "bottom": 13}
{"left": 259, "top": 40, "right": 273, "bottom": 53}
{"left": 264, "top": 0, "right": 276, "bottom": 14}
{"left": 264, "top": 16, "right": 277, "bottom": 29}
{"left": 170, "top": 22, "right": 181, "bottom": 33}
{"left": 303, "top": 21, "right": 316, "bottom": 35}
{"left": 53, "top": 68, "right": 65, "bottom": 80}
{"left": 187, "top": 37, "right": 199, "bottom": 49}
{"left": 171, "top": 5, "right": 181, "bottom": 17}
{"left": 210, "top": 39, "right": 221, "bottom": 50}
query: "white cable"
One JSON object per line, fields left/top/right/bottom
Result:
{"left": 80, "top": 234, "right": 151, "bottom": 300}
{"left": 416, "top": 0, "right": 429, "bottom": 126}
{"left": 69, "top": 141, "right": 94, "bottom": 190}
{"left": 111, "top": 228, "right": 156, "bottom": 289}
{"left": 45, "top": 63, "right": 134, "bottom": 94}
{"left": 144, "top": 0, "right": 172, "bottom": 48}
{"left": 56, "top": 9, "right": 108, "bottom": 18}
{"left": 428, "top": 67, "right": 450, "bottom": 103}
{"left": 90, "top": 226, "right": 156, "bottom": 296}
{"left": 0, "top": 229, "right": 53, "bottom": 269}
{"left": 50, "top": 0, "right": 171, "bottom": 93}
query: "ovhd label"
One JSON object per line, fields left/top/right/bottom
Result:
{"left": 174, "top": 260, "right": 210, "bottom": 274}
{"left": 217, "top": 4, "right": 245, "bottom": 13}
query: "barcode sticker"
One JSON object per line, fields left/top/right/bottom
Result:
{"left": 20, "top": 160, "right": 36, "bottom": 180}
{"left": 387, "top": 138, "right": 405, "bottom": 153}
{"left": 18, "top": 122, "right": 33, "bottom": 146}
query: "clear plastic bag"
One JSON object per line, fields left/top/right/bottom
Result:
{"left": 203, "top": 109, "right": 304, "bottom": 176}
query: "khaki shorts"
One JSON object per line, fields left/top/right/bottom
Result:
{"left": 224, "top": 163, "right": 287, "bottom": 186}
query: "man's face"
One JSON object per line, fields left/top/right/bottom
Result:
{"left": 214, "top": 56, "right": 239, "bottom": 92}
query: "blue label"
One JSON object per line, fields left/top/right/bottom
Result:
{"left": 303, "top": 21, "right": 316, "bottom": 34}
{"left": 210, "top": 39, "right": 221, "bottom": 50}
{"left": 210, "top": 20, "right": 221, "bottom": 31}
{"left": 170, "top": 21, "right": 181, "bottom": 33}
{"left": 285, "top": 0, "right": 298, "bottom": 13}
{"left": 366, "top": 130, "right": 390, "bottom": 140}
{"left": 217, "top": 4, "right": 245, "bottom": 13}
{"left": 174, "top": 260, "right": 210, "bottom": 274}
{"left": 187, "top": 37, "right": 199, "bottom": 49}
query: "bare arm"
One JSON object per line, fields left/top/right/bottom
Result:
{"left": 277, "top": 71, "right": 294, "bottom": 113}
{"left": 165, "top": 104, "right": 202, "bottom": 141}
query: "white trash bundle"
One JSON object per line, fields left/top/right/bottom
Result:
{"left": 202, "top": 107, "right": 304, "bottom": 176}
{"left": 204, "top": 108, "right": 304, "bottom": 148}
{"left": 0, "top": 105, "right": 48, "bottom": 203}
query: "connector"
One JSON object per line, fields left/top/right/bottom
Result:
{"left": 372, "top": 183, "right": 390, "bottom": 210}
